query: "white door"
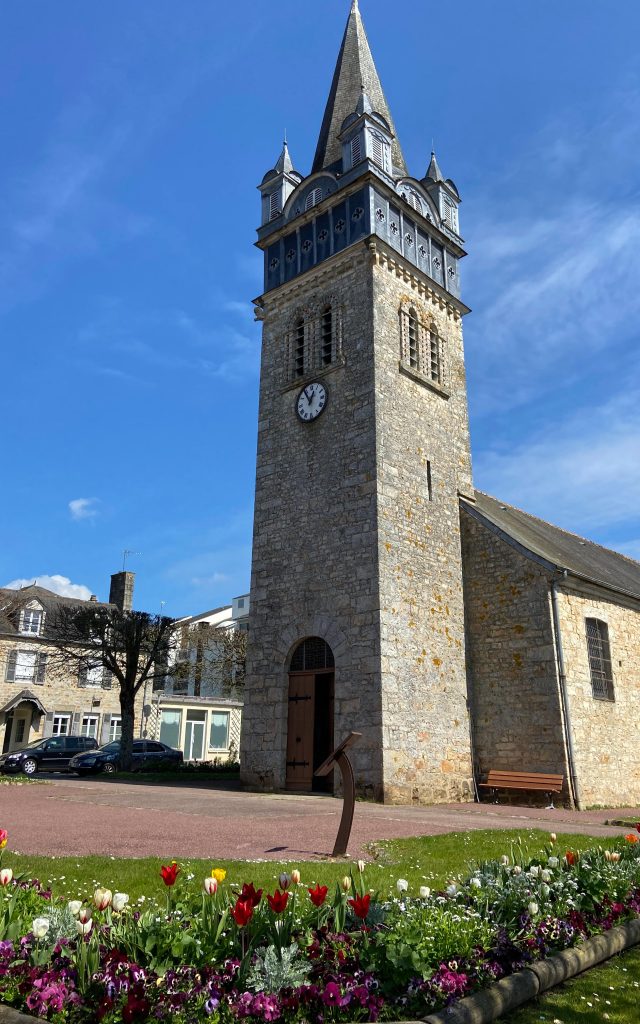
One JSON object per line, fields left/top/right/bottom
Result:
{"left": 9, "top": 708, "right": 32, "bottom": 751}
{"left": 184, "top": 711, "right": 206, "bottom": 760}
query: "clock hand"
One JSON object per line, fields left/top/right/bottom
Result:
{"left": 304, "top": 386, "right": 314, "bottom": 403}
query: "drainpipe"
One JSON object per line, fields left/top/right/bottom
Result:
{"left": 551, "top": 573, "right": 581, "bottom": 810}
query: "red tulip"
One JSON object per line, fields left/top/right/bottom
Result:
{"left": 635, "top": 823, "right": 640, "bottom": 834}
{"left": 160, "top": 862, "right": 180, "bottom": 886}
{"left": 231, "top": 897, "right": 254, "bottom": 927}
{"left": 236, "top": 882, "right": 263, "bottom": 908}
{"left": 266, "top": 889, "right": 289, "bottom": 913}
{"left": 308, "top": 884, "right": 328, "bottom": 907}
{"left": 625, "top": 833, "right": 639, "bottom": 844}
{"left": 0, "top": 830, "right": 7, "bottom": 850}
{"left": 565, "top": 850, "right": 576, "bottom": 866}
{"left": 348, "top": 893, "right": 371, "bottom": 920}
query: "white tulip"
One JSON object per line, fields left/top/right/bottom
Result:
{"left": 291, "top": 869, "right": 301, "bottom": 885}
{"left": 469, "top": 877, "right": 482, "bottom": 888}
{"left": 32, "top": 917, "right": 50, "bottom": 939}
{"left": 529, "top": 865, "right": 540, "bottom": 877}
{"left": 446, "top": 883, "right": 458, "bottom": 896}
{"left": 541, "top": 884, "right": 550, "bottom": 898}
{"left": 548, "top": 857, "right": 559, "bottom": 869}
{"left": 93, "top": 888, "right": 112, "bottom": 911}
{"left": 76, "top": 919, "right": 93, "bottom": 935}
{"left": 0, "top": 868, "right": 13, "bottom": 886}
{"left": 528, "top": 901, "right": 539, "bottom": 916}
{"left": 78, "top": 907, "right": 93, "bottom": 925}
{"left": 512, "top": 865, "right": 522, "bottom": 876}
{"left": 419, "top": 886, "right": 431, "bottom": 899}
{"left": 68, "top": 900, "right": 83, "bottom": 917}
{"left": 396, "top": 878, "right": 409, "bottom": 893}
{"left": 541, "top": 869, "right": 552, "bottom": 882}
{"left": 203, "top": 877, "right": 218, "bottom": 895}
{"left": 357, "top": 860, "right": 366, "bottom": 874}
{"left": 111, "top": 892, "right": 129, "bottom": 912}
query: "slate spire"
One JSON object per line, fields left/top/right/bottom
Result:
{"left": 425, "top": 150, "right": 444, "bottom": 183}
{"left": 275, "top": 139, "right": 294, "bottom": 175}
{"left": 312, "top": 2, "right": 407, "bottom": 175}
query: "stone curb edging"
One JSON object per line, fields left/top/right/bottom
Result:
{"left": 422, "top": 917, "right": 640, "bottom": 1024}
{"left": 1, "top": 919, "right": 639, "bottom": 1024}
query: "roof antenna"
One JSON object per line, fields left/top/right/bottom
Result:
{"left": 122, "top": 549, "right": 140, "bottom": 571}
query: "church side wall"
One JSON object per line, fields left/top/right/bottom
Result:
{"left": 460, "top": 512, "right": 569, "bottom": 794}
{"left": 373, "top": 257, "right": 474, "bottom": 804}
{"left": 555, "top": 584, "right": 640, "bottom": 808}
{"left": 241, "top": 247, "right": 385, "bottom": 797}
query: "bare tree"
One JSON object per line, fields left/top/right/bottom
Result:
{"left": 47, "top": 604, "right": 178, "bottom": 769}
{"left": 173, "top": 621, "right": 247, "bottom": 698}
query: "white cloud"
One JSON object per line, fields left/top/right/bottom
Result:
{"left": 3, "top": 575, "right": 93, "bottom": 600}
{"left": 191, "top": 573, "right": 231, "bottom": 587}
{"left": 69, "top": 497, "right": 99, "bottom": 521}
{"left": 475, "top": 389, "right": 640, "bottom": 540}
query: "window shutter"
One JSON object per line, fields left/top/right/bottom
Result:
{"left": 36, "top": 652, "right": 47, "bottom": 684}
{"left": 101, "top": 670, "right": 112, "bottom": 690}
{"left": 6, "top": 650, "right": 17, "bottom": 682}
{"left": 43, "top": 712, "right": 55, "bottom": 738}
{"left": 71, "top": 711, "right": 82, "bottom": 736}
{"left": 100, "top": 714, "right": 112, "bottom": 745}
{"left": 269, "top": 191, "right": 280, "bottom": 220}
{"left": 351, "top": 134, "right": 362, "bottom": 166}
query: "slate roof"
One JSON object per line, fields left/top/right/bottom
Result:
{"left": 463, "top": 491, "right": 640, "bottom": 602}
{"left": 312, "top": 0, "right": 407, "bottom": 175}
{"left": 0, "top": 585, "right": 110, "bottom": 636}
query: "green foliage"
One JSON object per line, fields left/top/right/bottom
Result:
{"left": 247, "top": 943, "right": 311, "bottom": 993}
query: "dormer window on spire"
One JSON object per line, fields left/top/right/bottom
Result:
{"left": 369, "top": 128, "right": 390, "bottom": 172}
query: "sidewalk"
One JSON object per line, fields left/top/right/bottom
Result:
{"left": 2, "top": 775, "right": 638, "bottom": 860}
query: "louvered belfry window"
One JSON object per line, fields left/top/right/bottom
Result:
{"left": 585, "top": 618, "right": 615, "bottom": 700}
{"left": 399, "top": 306, "right": 443, "bottom": 386}
{"left": 294, "top": 319, "right": 305, "bottom": 377}
{"left": 269, "top": 191, "right": 281, "bottom": 220}
{"left": 321, "top": 307, "right": 333, "bottom": 366}
{"left": 350, "top": 134, "right": 362, "bottom": 167}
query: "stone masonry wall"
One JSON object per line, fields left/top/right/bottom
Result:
{"left": 372, "top": 243, "right": 474, "bottom": 803}
{"left": 555, "top": 583, "right": 640, "bottom": 807}
{"left": 241, "top": 244, "right": 385, "bottom": 796}
{"left": 460, "top": 512, "right": 569, "bottom": 794}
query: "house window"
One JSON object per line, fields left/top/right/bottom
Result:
{"left": 109, "top": 716, "right": 122, "bottom": 742}
{"left": 209, "top": 712, "right": 230, "bottom": 750}
{"left": 321, "top": 306, "right": 334, "bottom": 366}
{"left": 81, "top": 715, "right": 99, "bottom": 739}
{"left": 159, "top": 709, "right": 182, "bottom": 749}
{"left": 20, "top": 609, "right": 43, "bottom": 635}
{"left": 5, "top": 650, "right": 47, "bottom": 684}
{"left": 304, "top": 187, "right": 323, "bottom": 211}
{"left": 399, "top": 306, "right": 444, "bottom": 387}
{"left": 586, "top": 618, "right": 615, "bottom": 701}
{"left": 269, "top": 191, "right": 281, "bottom": 220}
{"left": 237, "top": 598, "right": 245, "bottom": 609}
{"left": 52, "top": 714, "right": 70, "bottom": 736}
{"left": 350, "top": 134, "right": 362, "bottom": 167}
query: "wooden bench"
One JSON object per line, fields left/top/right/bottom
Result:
{"left": 479, "top": 770, "right": 564, "bottom": 808}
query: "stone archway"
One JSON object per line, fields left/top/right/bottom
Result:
{"left": 286, "top": 637, "right": 334, "bottom": 793}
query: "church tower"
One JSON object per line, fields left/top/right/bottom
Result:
{"left": 241, "top": 0, "right": 475, "bottom": 804}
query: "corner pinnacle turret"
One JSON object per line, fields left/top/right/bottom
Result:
{"left": 312, "top": 2, "right": 407, "bottom": 175}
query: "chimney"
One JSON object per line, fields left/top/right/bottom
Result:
{"left": 89, "top": 594, "right": 98, "bottom": 603}
{"left": 109, "top": 571, "right": 135, "bottom": 612}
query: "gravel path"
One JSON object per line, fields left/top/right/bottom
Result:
{"left": 3, "top": 776, "right": 638, "bottom": 861}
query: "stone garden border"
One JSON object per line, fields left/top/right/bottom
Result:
{"left": 1, "top": 919, "right": 639, "bottom": 1024}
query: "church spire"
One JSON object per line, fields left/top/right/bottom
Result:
{"left": 312, "top": 2, "right": 407, "bottom": 175}
{"left": 425, "top": 149, "right": 444, "bottom": 183}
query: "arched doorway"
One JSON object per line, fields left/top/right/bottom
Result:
{"left": 286, "top": 637, "right": 334, "bottom": 793}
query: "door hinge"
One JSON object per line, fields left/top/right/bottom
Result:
{"left": 286, "top": 759, "right": 310, "bottom": 768}
{"left": 288, "top": 694, "right": 311, "bottom": 703}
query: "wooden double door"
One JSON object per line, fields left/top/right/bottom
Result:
{"left": 286, "top": 669, "right": 334, "bottom": 792}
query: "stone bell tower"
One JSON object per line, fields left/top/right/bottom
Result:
{"left": 241, "top": 0, "right": 475, "bottom": 804}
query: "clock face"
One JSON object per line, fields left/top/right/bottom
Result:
{"left": 296, "top": 381, "right": 328, "bottom": 422}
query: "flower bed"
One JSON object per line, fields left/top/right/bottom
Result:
{"left": 1, "top": 827, "right": 640, "bottom": 1023}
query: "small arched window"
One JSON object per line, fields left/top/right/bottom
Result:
{"left": 585, "top": 618, "right": 615, "bottom": 700}
{"left": 403, "top": 187, "right": 422, "bottom": 213}
{"left": 407, "top": 308, "right": 418, "bottom": 369}
{"left": 305, "top": 187, "right": 323, "bottom": 211}
{"left": 290, "top": 637, "right": 335, "bottom": 672}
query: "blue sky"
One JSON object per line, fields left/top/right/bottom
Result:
{"left": 2, "top": 0, "right": 639, "bottom": 615}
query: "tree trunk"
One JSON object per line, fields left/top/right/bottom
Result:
{"left": 119, "top": 689, "right": 136, "bottom": 771}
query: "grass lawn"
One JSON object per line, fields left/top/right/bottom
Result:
{"left": 496, "top": 944, "right": 640, "bottom": 1023}
{"left": 5, "top": 829, "right": 627, "bottom": 905}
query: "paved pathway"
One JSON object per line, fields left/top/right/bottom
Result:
{"left": 2, "top": 776, "right": 638, "bottom": 861}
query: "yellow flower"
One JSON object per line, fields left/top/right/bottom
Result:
{"left": 212, "top": 868, "right": 226, "bottom": 883}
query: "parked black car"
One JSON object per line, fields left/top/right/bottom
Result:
{"left": 0, "top": 735, "right": 99, "bottom": 775}
{"left": 68, "top": 739, "right": 183, "bottom": 775}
